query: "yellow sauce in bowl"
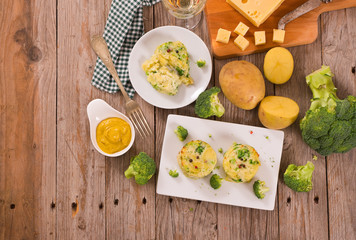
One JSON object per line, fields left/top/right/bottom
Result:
{"left": 96, "top": 117, "right": 132, "bottom": 154}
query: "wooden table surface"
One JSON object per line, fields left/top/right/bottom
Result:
{"left": 1, "top": 1, "right": 355, "bottom": 239}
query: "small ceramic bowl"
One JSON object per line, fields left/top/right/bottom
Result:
{"left": 87, "top": 99, "right": 135, "bottom": 157}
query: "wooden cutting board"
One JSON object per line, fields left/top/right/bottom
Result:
{"left": 205, "top": 0, "right": 356, "bottom": 59}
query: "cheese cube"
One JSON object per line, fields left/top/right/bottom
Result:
{"left": 254, "top": 31, "right": 266, "bottom": 46}
{"left": 216, "top": 28, "right": 231, "bottom": 44}
{"left": 273, "top": 29, "right": 285, "bottom": 43}
{"left": 227, "top": 0, "right": 284, "bottom": 27}
{"left": 234, "top": 22, "right": 249, "bottom": 36}
{"left": 234, "top": 35, "right": 249, "bottom": 51}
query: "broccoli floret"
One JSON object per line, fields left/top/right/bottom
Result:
{"left": 210, "top": 174, "right": 223, "bottom": 189}
{"left": 300, "top": 66, "right": 356, "bottom": 155}
{"left": 253, "top": 180, "right": 269, "bottom": 199}
{"left": 124, "top": 152, "right": 156, "bottom": 185}
{"left": 283, "top": 161, "right": 315, "bottom": 192}
{"left": 174, "top": 125, "right": 188, "bottom": 141}
{"left": 195, "top": 87, "right": 225, "bottom": 118}
{"left": 169, "top": 169, "right": 179, "bottom": 178}
{"left": 197, "top": 59, "right": 206, "bottom": 68}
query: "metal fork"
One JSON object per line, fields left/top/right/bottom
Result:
{"left": 90, "top": 35, "right": 152, "bottom": 138}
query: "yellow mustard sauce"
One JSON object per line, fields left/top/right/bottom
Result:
{"left": 96, "top": 117, "right": 131, "bottom": 154}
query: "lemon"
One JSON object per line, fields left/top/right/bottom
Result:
{"left": 263, "top": 47, "right": 294, "bottom": 84}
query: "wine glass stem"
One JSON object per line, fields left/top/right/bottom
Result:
{"left": 184, "top": 11, "right": 202, "bottom": 29}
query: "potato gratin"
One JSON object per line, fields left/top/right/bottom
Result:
{"left": 142, "top": 41, "right": 193, "bottom": 95}
{"left": 177, "top": 140, "right": 217, "bottom": 179}
{"left": 223, "top": 143, "right": 260, "bottom": 183}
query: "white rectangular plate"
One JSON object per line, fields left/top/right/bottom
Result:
{"left": 157, "top": 114, "right": 284, "bottom": 210}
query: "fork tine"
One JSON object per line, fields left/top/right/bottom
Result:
{"left": 129, "top": 115, "right": 144, "bottom": 138}
{"left": 136, "top": 109, "right": 152, "bottom": 135}
{"left": 131, "top": 112, "right": 148, "bottom": 138}
{"left": 132, "top": 110, "right": 151, "bottom": 137}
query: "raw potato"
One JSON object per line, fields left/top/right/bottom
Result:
{"left": 264, "top": 47, "right": 294, "bottom": 84}
{"left": 258, "top": 96, "right": 299, "bottom": 129}
{"left": 219, "top": 60, "right": 265, "bottom": 110}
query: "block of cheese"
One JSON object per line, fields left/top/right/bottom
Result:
{"left": 234, "top": 35, "right": 249, "bottom": 51}
{"left": 226, "top": 0, "right": 285, "bottom": 27}
{"left": 234, "top": 22, "right": 249, "bottom": 36}
{"left": 254, "top": 31, "right": 266, "bottom": 45}
{"left": 273, "top": 29, "right": 285, "bottom": 43}
{"left": 216, "top": 28, "right": 231, "bottom": 44}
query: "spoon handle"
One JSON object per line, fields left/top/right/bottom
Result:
{"left": 90, "top": 35, "right": 131, "bottom": 102}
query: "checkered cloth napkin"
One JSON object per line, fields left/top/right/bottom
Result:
{"left": 92, "top": 0, "right": 161, "bottom": 98}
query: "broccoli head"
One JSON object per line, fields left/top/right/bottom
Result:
{"left": 253, "top": 180, "right": 269, "bottom": 199}
{"left": 169, "top": 169, "right": 179, "bottom": 178}
{"left": 210, "top": 174, "right": 223, "bottom": 189}
{"left": 195, "top": 87, "right": 225, "bottom": 118}
{"left": 300, "top": 66, "right": 356, "bottom": 156}
{"left": 284, "top": 161, "right": 315, "bottom": 192}
{"left": 197, "top": 59, "right": 206, "bottom": 68}
{"left": 124, "top": 152, "right": 156, "bottom": 185}
{"left": 174, "top": 125, "right": 188, "bottom": 141}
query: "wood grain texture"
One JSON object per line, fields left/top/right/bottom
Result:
{"left": 277, "top": 34, "right": 329, "bottom": 239}
{"left": 0, "top": 0, "right": 57, "bottom": 239}
{"left": 104, "top": 3, "right": 156, "bottom": 240}
{"left": 205, "top": 0, "right": 356, "bottom": 59}
{"left": 215, "top": 53, "right": 279, "bottom": 240}
{"left": 321, "top": 7, "right": 356, "bottom": 240}
{"left": 1, "top": 1, "right": 356, "bottom": 240}
{"left": 56, "top": 0, "right": 106, "bottom": 239}
{"left": 153, "top": 4, "right": 218, "bottom": 240}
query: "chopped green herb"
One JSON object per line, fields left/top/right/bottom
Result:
{"left": 249, "top": 160, "right": 259, "bottom": 165}
{"left": 195, "top": 145, "right": 205, "bottom": 154}
{"left": 169, "top": 170, "right": 179, "bottom": 178}
{"left": 209, "top": 134, "right": 212, "bottom": 138}
{"left": 229, "top": 159, "right": 236, "bottom": 164}
{"left": 233, "top": 178, "right": 242, "bottom": 183}
{"left": 237, "top": 148, "right": 250, "bottom": 160}
{"left": 265, "top": 136, "right": 269, "bottom": 139}
{"left": 312, "top": 155, "right": 318, "bottom": 161}
{"left": 176, "top": 67, "right": 184, "bottom": 76}
{"left": 218, "top": 148, "right": 223, "bottom": 154}
{"left": 189, "top": 207, "right": 194, "bottom": 212}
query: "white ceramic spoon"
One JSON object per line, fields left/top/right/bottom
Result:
{"left": 87, "top": 99, "right": 135, "bottom": 157}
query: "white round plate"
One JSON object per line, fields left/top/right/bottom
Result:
{"left": 128, "top": 26, "right": 212, "bottom": 109}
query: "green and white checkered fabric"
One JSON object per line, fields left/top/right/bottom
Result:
{"left": 92, "top": 0, "right": 160, "bottom": 98}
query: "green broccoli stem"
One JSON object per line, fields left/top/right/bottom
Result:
{"left": 260, "top": 185, "right": 269, "bottom": 194}
{"left": 296, "top": 162, "right": 314, "bottom": 179}
{"left": 124, "top": 165, "right": 136, "bottom": 179}
{"left": 212, "top": 95, "right": 224, "bottom": 117}
{"left": 306, "top": 66, "right": 338, "bottom": 111}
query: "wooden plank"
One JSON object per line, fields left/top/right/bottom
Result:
{"left": 0, "top": 0, "right": 56, "bottom": 239}
{"left": 56, "top": 0, "right": 107, "bottom": 239}
{"left": 277, "top": 34, "right": 329, "bottom": 239}
{"left": 215, "top": 52, "right": 279, "bottom": 240}
{"left": 153, "top": 3, "right": 218, "bottom": 240}
{"left": 321, "top": 8, "right": 356, "bottom": 240}
{"left": 104, "top": 3, "right": 156, "bottom": 240}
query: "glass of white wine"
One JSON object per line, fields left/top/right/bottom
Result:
{"left": 162, "top": 0, "right": 207, "bottom": 29}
